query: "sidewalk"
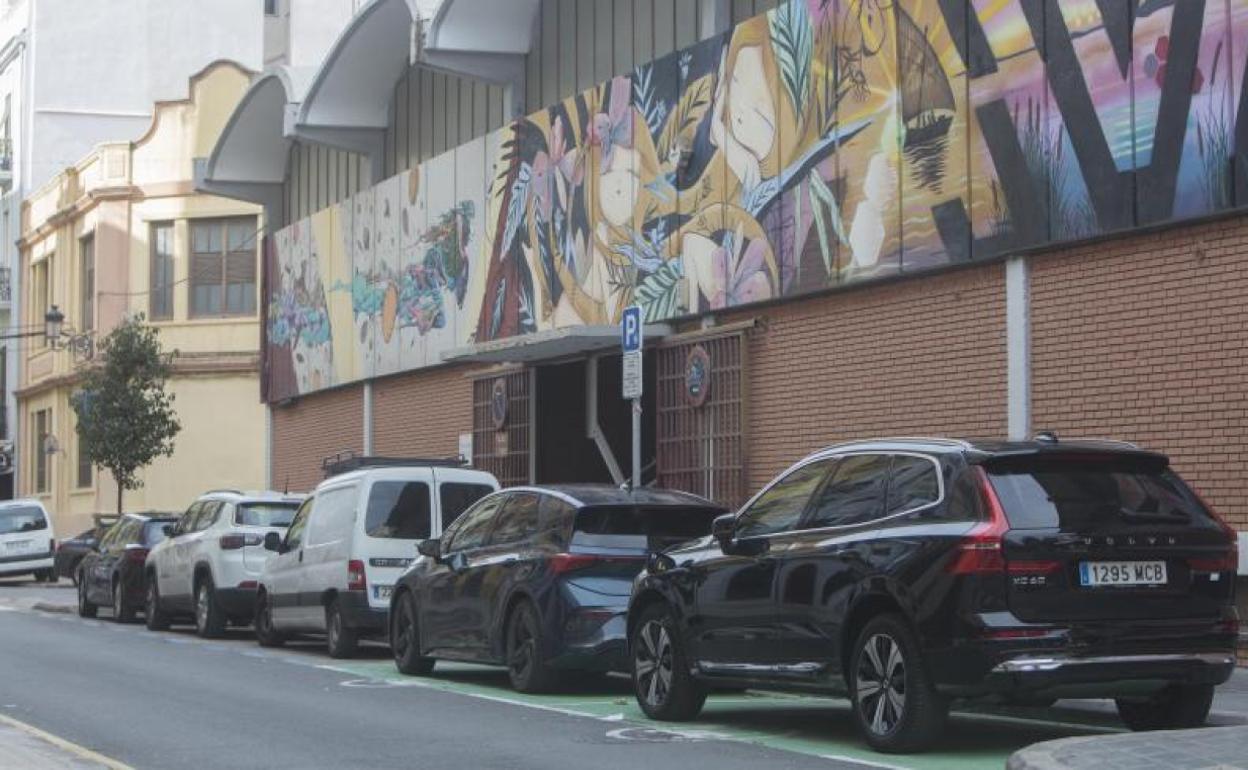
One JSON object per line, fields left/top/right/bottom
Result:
{"left": 1008, "top": 725, "right": 1248, "bottom": 770}
{"left": 0, "top": 717, "right": 118, "bottom": 770}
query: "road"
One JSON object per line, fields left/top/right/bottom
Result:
{"left": 1, "top": 579, "right": 1244, "bottom": 770}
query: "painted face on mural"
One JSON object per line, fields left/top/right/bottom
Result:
{"left": 599, "top": 145, "right": 639, "bottom": 228}
{"left": 728, "top": 45, "right": 777, "bottom": 164}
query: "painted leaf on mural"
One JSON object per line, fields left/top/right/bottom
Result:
{"left": 769, "top": 0, "right": 813, "bottom": 117}
{"left": 656, "top": 74, "right": 713, "bottom": 164}
{"left": 634, "top": 259, "right": 683, "bottom": 323}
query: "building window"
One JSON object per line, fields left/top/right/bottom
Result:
{"left": 33, "top": 408, "right": 49, "bottom": 494}
{"left": 80, "top": 234, "right": 94, "bottom": 331}
{"left": 191, "top": 217, "right": 257, "bottom": 317}
{"left": 76, "top": 437, "right": 92, "bottom": 489}
{"left": 31, "top": 260, "right": 49, "bottom": 348}
{"left": 150, "top": 223, "right": 174, "bottom": 320}
{"left": 264, "top": 0, "right": 278, "bottom": 15}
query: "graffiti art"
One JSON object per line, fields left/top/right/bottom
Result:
{"left": 265, "top": 0, "right": 1248, "bottom": 403}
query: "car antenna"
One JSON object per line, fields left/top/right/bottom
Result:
{"left": 283, "top": 475, "right": 289, "bottom": 494}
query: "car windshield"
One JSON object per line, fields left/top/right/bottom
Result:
{"left": 573, "top": 504, "right": 723, "bottom": 552}
{"left": 235, "top": 503, "right": 299, "bottom": 527}
{"left": 0, "top": 506, "right": 48, "bottom": 535}
{"left": 986, "top": 458, "right": 1216, "bottom": 530}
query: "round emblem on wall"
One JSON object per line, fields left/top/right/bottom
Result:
{"left": 684, "top": 345, "right": 711, "bottom": 408}
{"left": 491, "top": 378, "right": 509, "bottom": 430}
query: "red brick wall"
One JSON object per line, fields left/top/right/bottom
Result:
{"left": 271, "top": 385, "right": 364, "bottom": 494}
{"left": 734, "top": 262, "right": 1009, "bottom": 491}
{"left": 1031, "top": 216, "right": 1248, "bottom": 531}
{"left": 372, "top": 366, "right": 477, "bottom": 458}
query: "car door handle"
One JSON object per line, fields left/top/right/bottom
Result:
{"left": 298, "top": 550, "right": 303, "bottom": 563}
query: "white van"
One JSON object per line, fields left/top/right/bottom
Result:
{"left": 254, "top": 459, "right": 498, "bottom": 657}
{"left": 0, "top": 500, "right": 57, "bottom": 582}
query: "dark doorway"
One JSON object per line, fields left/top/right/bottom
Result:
{"left": 534, "top": 356, "right": 656, "bottom": 486}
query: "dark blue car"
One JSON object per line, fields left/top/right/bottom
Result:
{"left": 388, "top": 484, "right": 725, "bottom": 692}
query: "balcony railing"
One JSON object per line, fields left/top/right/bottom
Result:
{"left": 0, "top": 267, "right": 11, "bottom": 305}
{"left": 0, "top": 137, "right": 11, "bottom": 188}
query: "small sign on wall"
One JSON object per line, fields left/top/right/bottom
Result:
{"left": 495, "top": 430, "right": 509, "bottom": 457}
{"left": 458, "top": 433, "right": 473, "bottom": 465}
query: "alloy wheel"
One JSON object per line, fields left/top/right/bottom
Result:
{"left": 507, "top": 609, "right": 536, "bottom": 680}
{"left": 635, "top": 619, "right": 674, "bottom": 708}
{"left": 393, "top": 601, "right": 414, "bottom": 660}
{"left": 856, "top": 633, "right": 907, "bottom": 736}
{"left": 113, "top": 584, "right": 123, "bottom": 618}
{"left": 196, "top": 586, "right": 209, "bottom": 632}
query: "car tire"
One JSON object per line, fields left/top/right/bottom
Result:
{"left": 145, "top": 578, "right": 171, "bottom": 631}
{"left": 631, "top": 603, "right": 707, "bottom": 721}
{"left": 848, "top": 613, "right": 948, "bottom": 754}
{"left": 326, "top": 600, "right": 359, "bottom": 659}
{"left": 254, "top": 590, "right": 286, "bottom": 648}
{"left": 112, "top": 579, "right": 137, "bottom": 624}
{"left": 35, "top": 568, "right": 54, "bottom": 583}
{"left": 391, "top": 592, "right": 435, "bottom": 675}
{"left": 506, "top": 600, "right": 560, "bottom": 694}
{"left": 1116, "top": 684, "right": 1214, "bottom": 731}
{"left": 194, "top": 576, "right": 226, "bottom": 639}
{"left": 76, "top": 573, "right": 97, "bottom": 618}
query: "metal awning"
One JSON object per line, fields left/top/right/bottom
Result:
{"left": 441, "top": 324, "right": 671, "bottom": 365}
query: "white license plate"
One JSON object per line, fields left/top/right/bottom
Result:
{"left": 5, "top": 540, "right": 30, "bottom": 552}
{"left": 373, "top": 584, "right": 393, "bottom": 600}
{"left": 1079, "top": 560, "right": 1167, "bottom": 587}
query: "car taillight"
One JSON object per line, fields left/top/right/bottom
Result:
{"left": 548, "top": 553, "right": 643, "bottom": 576}
{"left": 947, "top": 467, "right": 1011, "bottom": 575}
{"left": 1190, "top": 487, "right": 1239, "bottom": 567}
{"left": 1190, "top": 553, "right": 1239, "bottom": 573}
{"left": 347, "top": 559, "right": 367, "bottom": 591}
{"left": 219, "top": 533, "right": 263, "bottom": 550}
{"left": 979, "top": 626, "right": 1063, "bottom": 640}
{"left": 124, "top": 547, "right": 149, "bottom": 563}
{"left": 237, "top": 580, "right": 258, "bottom": 589}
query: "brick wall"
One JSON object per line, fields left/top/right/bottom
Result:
{"left": 372, "top": 366, "right": 478, "bottom": 458}
{"left": 1031, "top": 216, "right": 1248, "bottom": 530}
{"left": 271, "top": 385, "right": 364, "bottom": 493}
{"left": 735, "top": 262, "right": 1009, "bottom": 491}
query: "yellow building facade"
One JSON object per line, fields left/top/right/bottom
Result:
{"left": 16, "top": 61, "right": 266, "bottom": 535}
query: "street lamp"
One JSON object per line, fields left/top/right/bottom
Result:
{"left": 44, "top": 305, "right": 64, "bottom": 347}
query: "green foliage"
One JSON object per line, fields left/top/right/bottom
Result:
{"left": 71, "top": 315, "right": 181, "bottom": 512}
{"left": 770, "top": 0, "right": 813, "bottom": 119}
{"left": 634, "top": 260, "right": 684, "bottom": 322}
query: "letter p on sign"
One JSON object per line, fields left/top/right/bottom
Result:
{"left": 621, "top": 306, "right": 642, "bottom": 353}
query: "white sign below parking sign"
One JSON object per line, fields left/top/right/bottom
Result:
{"left": 622, "top": 350, "right": 643, "bottom": 400}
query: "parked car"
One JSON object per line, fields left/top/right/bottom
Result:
{"left": 145, "top": 490, "right": 305, "bottom": 637}
{"left": 388, "top": 484, "right": 726, "bottom": 693}
{"left": 255, "top": 458, "right": 499, "bottom": 658}
{"left": 627, "top": 437, "right": 1240, "bottom": 753}
{"left": 77, "top": 513, "right": 178, "bottom": 622}
{"left": 54, "top": 514, "right": 119, "bottom": 584}
{"left": 0, "top": 500, "right": 57, "bottom": 583}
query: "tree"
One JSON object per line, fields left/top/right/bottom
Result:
{"left": 71, "top": 315, "right": 181, "bottom": 513}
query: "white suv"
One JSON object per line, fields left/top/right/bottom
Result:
{"left": 0, "top": 500, "right": 56, "bottom": 582}
{"left": 254, "top": 459, "right": 498, "bottom": 658}
{"left": 144, "top": 490, "right": 305, "bottom": 636}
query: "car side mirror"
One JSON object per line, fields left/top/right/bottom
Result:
{"left": 711, "top": 513, "right": 737, "bottom": 553}
{"left": 161, "top": 524, "right": 175, "bottom": 537}
{"left": 263, "top": 531, "right": 283, "bottom": 553}
{"left": 416, "top": 538, "right": 441, "bottom": 560}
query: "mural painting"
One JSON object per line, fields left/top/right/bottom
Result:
{"left": 265, "top": 0, "right": 1248, "bottom": 403}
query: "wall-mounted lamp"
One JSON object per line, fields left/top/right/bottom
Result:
{"left": 44, "top": 305, "right": 93, "bottom": 359}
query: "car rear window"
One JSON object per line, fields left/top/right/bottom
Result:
{"left": 0, "top": 506, "right": 47, "bottom": 535}
{"left": 986, "top": 458, "right": 1216, "bottom": 531}
{"left": 235, "top": 503, "right": 299, "bottom": 528}
{"left": 573, "top": 505, "right": 723, "bottom": 551}
{"left": 144, "top": 521, "right": 173, "bottom": 545}
{"left": 365, "top": 481, "right": 431, "bottom": 539}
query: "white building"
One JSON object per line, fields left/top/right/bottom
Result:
{"left": 0, "top": 0, "right": 361, "bottom": 499}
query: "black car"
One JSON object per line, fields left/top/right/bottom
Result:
{"left": 389, "top": 485, "right": 726, "bottom": 692}
{"left": 55, "top": 515, "right": 119, "bottom": 583}
{"left": 627, "top": 437, "right": 1239, "bottom": 753}
{"left": 78, "top": 513, "right": 178, "bottom": 622}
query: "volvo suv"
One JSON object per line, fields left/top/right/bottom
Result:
{"left": 627, "top": 437, "right": 1239, "bottom": 753}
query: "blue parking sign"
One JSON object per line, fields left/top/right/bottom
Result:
{"left": 621, "top": 306, "right": 642, "bottom": 353}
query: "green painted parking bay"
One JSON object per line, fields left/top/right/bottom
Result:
{"left": 323, "top": 660, "right": 1123, "bottom": 770}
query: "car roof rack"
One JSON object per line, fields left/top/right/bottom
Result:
{"left": 321, "top": 450, "right": 469, "bottom": 478}
{"left": 202, "top": 488, "right": 244, "bottom": 496}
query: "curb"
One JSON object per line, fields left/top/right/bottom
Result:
{"left": 1008, "top": 726, "right": 1248, "bottom": 770}
{"left": 30, "top": 602, "right": 74, "bottom": 615}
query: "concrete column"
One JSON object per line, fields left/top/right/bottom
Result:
{"left": 362, "top": 381, "right": 374, "bottom": 455}
{"left": 1006, "top": 256, "right": 1030, "bottom": 441}
{"left": 264, "top": 404, "right": 273, "bottom": 491}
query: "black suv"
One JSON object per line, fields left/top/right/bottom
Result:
{"left": 627, "top": 437, "right": 1239, "bottom": 753}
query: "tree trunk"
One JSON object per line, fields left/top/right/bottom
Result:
{"left": 115, "top": 473, "right": 123, "bottom": 514}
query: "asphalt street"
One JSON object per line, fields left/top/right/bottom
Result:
{"left": 0, "top": 579, "right": 1244, "bottom": 770}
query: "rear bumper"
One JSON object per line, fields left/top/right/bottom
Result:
{"left": 337, "top": 590, "right": 387, "bottom": 633}
{"left": 0, "top": 552, "right": 53, "bottom": 576}
{"left": 549, "top": 612, "right": 629, "bottom": 673}
{"left": 983, "top": 652, "right": 1235, "bottom": 694}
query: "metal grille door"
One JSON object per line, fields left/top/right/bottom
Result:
{"left": 656, "top": 334, "right": 746, "bottom": 508}
{"left": 473, "top": 371, "right": 530, "bottom": 487}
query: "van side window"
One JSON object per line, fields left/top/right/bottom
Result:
{"left": 307, "top": 486, "right": 358, "bottom": 545}
{"left": 284, "top": 498, "right": 313, "bottom": 550}
{"left": 365, "top": 481, "right": 431, "bottom": 539}
{"left": 489, "top": 493, "right": 540, "bottom": 546}
{"left": 439, "top": 483, "right": 495, "bottom": 531}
